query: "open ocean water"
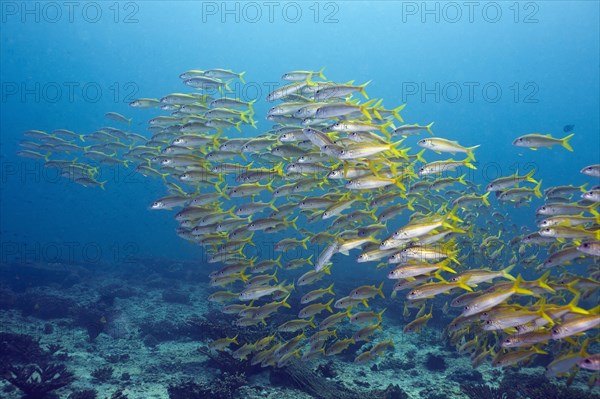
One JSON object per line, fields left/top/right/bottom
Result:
{"left": 1, "top": 1, "right": 599, "bottom": 399}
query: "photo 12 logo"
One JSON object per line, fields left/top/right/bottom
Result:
{"left": 400, "top": 1, "right": 540, "bottom": 23}
{"left": 1, "top": 1, "right": 140, "bottom": 23}
{"left": 401, "top": 81, "right": 539, "bottom": 104}
{"left": 1, "top": 81, "right": 139, "bottom": 104}
{"left": 0, "top": 241, "right": 140, "bottom": 265}
{"left": 200, "top": 1, "right": 340, "bottom": 23}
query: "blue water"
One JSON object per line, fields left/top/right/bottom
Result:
{"left": 2, "top": 1, "right": 598, "bottom": 263}
{"left": 1, "top": 2, "right": 599, "bottom": 397}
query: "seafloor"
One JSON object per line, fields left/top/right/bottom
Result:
{"left": 1, "top": 259, "right": 598, "bottom": 399}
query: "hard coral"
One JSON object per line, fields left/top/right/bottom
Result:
{"left": 0, "top": 333, "right": 47, "bottom": 366}
{"left": 90, "top": 366, "right": 113, "bottom": 382}
{"left": 167, "top": 372, "right": 247, "bottom": 399}
{"left": 460, "top": 383, "right": 515, "bottom": 399}
{"left": 424, "top": 352, "right": 446, "bottom": 372}
{"left": 4, "top": 363, "right": 74, "bottom": 399}
{"left": 521, "top": 382, "right": 600, "bottom": 399}
{"left": 68, "top": 389, "right": 97, "bottom": 399}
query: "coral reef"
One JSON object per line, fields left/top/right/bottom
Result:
{"left": 197, "top": 345, "right": 260, "bottom": 376}
{"left": 90, "top": 366, "right": 114, "bottom": 382}
{"left": 520, "top": 383, "right": 600, "bottom": 399}
{"left": 0, "top": 333, "right": 48, "bottom": 367}
{"left": 4, "top": 363, "right": 74, "bottom": 399}
{"left": 424, "top": 352, "right": 447, "bottom": 372}
{"left": 461, "top": 383, "right": 515, "bottom": 399}
{"left": 161, "top": 290, "right": 191, "bottom": 304}
{"left": 270, "top": 361, "right": 362, "bottom": 399}
{"left": 448, "top": 368, "right": 483, "bottom": 384}
{"left": 462, "top": 372, "right": 600, "bottom": 399}
{"left": 317, "top": 361, "right": 337, "bottom": 378}
{"left": 17, "top": 294, "right": 75, "bottom": 320}
{"left": 67, "top": 389, "right": 97, "bottom": 399}
{"left": 167, "top": 372, "right": 247, "bottom": 399}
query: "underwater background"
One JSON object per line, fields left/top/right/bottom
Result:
{"left": 1, "top": 1, "right": 599, "bottom": 399}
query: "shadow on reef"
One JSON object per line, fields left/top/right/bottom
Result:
{"left": 166, "top": 345, "right": 410, "bottom": 399}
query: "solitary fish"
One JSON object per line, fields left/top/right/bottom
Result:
{"left": 105, "top": 112, "right": 132, "bottom": 125}
{"left": 512, "top": 133, "right": 574, "bottom": 151}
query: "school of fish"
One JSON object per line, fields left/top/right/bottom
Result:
{"left": 17, "top": 68, "right": 600, "bottom": 385}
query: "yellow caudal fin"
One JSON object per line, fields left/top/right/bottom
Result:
{"left": 280, "top": 294, "right": 292, "bottom": 308}
{"left": 439, "top": 259, "right": 457, "bottom": 274}
{"left": 318, "top": 67, "right": 326, "bottom": 80}
{"left": 512, "top": 274, "right": 535, "bottom": 296}
{"left": 325, "top": 298, "right": 334, "bottom": 313}
{"left": 326, "top": 282, "right": 335, "bottom": 296}
{"left": 300, "top": 237, "right": 309, "bottom": 250}
{"left": 525, "top": 169, "right": 538, "bottom": 184}
{"left": 377, "top": 281, "right": 385, "bottom": 298}
{"left": 466, "top": 145, "right": 480, "bottom": 162}
{"left": 501, "top": 264, "right": 517, "bottom": 281}
{"left": 561, "top": 133, "right": 574, "bottom": 152}
{"left": 359, "top": 98, "right": 377, "bottom": 120}
{"left": 533, "top": 179, "right": 543, "bottom": 198}
{"left": 537, "top": 270, "right": 555, "bottom": 293}
{"left": 392, "top": 103, "right": 407, "bottom": 122}
{"left": 394, "top": 177, "right": 406, "bottom": 191}
{"left": 377, "top": 308, "right": 387, "bottom": 322}
{"left": 391, "top": 142, "right": 410, "bottom": 161}
{"left": 288, "top": 216, "right": 299, "bottom": 230}
{"left": 224, "top": 79, "right": 233, "bottom": 93}
{"left": 238, "top": 110, "right": 248, "bottom": 123}
{"left": 359, "top": 80, "right": 371, "bottom": 99}
{"left": 426, "top": 122, "right": 434, "bottom": 135}
{"left": 415, "top": 148, "right": 427, "bottom": 163}
{"left": 457, "top": 276, "right": 473, "bottom": 292}
{"left": 445, "top": 204, "right": 464, "bottom": 223}
{"left": 247, "top": 99, "right": 256, "bottom": 114}
{"left": 239, "top": 71, "right": 246, "bottom": 84}
{"left": 275, "top": 254, "right": 283, "bottom": 268}
{"left": 480, "top": 192, "right": 491, "bottom": 206}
